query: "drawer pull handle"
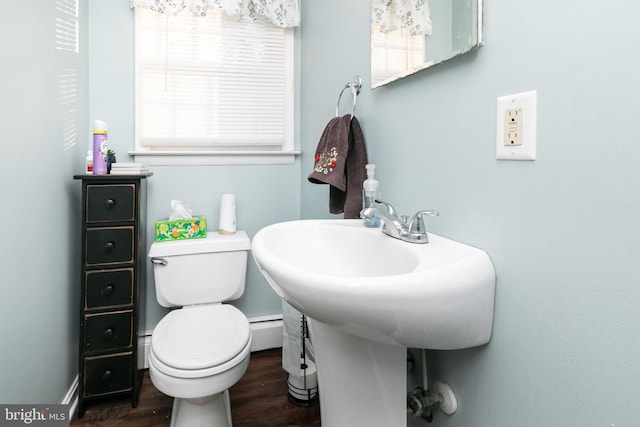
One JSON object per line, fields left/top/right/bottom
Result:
{"left": 102, "top": 370, "right": 112, "bottom": 381}
{"left": 104, "top": 242, "right": 115, "bottom": 252}
{"left": 151, "top": 258, "right": 168, "bottom": 266}
{"left": 101, "top": 284, "right": 115, "bottom": 296}
{"left": 104, "top": 328, "right": 114, "bottom": 339}
{"left": 104, "top": 199, "right": 116, "bottom": 209}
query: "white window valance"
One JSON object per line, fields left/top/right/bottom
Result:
{"left": 131, "top": 0, "right": 300, "bottom": 28}
{"left": 372, "top": 0, "right": 432, "bottom": 36}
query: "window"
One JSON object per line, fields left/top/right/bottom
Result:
{"left": 133, "top": 8, "right": 296, "bottom": 165}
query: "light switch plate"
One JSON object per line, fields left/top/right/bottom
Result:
{"left": 496, "top": 90, "right": 537, "bottom": 160}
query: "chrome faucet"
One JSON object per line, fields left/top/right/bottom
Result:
{"left": 360, "top": 200, "right": 439, "bottom": 244}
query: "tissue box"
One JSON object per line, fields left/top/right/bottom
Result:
{"left": 155, "top": 216, "right": 207, "bottom": 242}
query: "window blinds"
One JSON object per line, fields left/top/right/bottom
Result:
{"left": 135, "top": 8, "right": 292, "bottom": 150}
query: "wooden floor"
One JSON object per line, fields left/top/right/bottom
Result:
{"left": 70, "top": 348, "right": 321, "bottom": 427}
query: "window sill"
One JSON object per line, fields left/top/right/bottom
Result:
{"left": 129, "top": 150, "right": 301, "bottom": 166}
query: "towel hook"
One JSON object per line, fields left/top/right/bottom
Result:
{"left": 336, "top": 75, "right": 362, "bottom": 118}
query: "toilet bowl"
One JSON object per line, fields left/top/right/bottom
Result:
{"left": 148, "top": 232, "right": 252, "bottom": 427}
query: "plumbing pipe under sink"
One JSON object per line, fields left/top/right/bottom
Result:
{"left": 407, "top": 350, "right": 458, "bottom": 422}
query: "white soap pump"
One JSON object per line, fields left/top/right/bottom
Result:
{"left": 362, "top": 164, "right": 381, "bottom": 228}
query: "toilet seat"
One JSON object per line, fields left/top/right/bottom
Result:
{"left": 151, "top": 304, "right": 251, "bottom": 372}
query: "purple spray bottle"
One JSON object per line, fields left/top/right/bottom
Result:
{"left": 92, "top": 120, "right": 108, "bottom": 174}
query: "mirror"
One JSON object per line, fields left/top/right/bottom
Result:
{"left": 371, "top": 0, "right": 482, "bottom": 88}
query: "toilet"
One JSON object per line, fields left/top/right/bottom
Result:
{"left": 147, "top": 231, "right": 252, "bottom": 427}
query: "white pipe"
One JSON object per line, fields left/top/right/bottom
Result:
{"left": 421, "top": 349, "right": 429, "bottom": 391}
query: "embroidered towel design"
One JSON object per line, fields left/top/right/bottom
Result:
{"left": 314, "top": 147, "right": 339, "bottom": 175}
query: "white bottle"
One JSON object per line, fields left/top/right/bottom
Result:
{"left": 362, "top": 164, "right": 381, "bottom": 228}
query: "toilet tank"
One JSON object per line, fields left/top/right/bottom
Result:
{"left": 148, "top": 231, "right": 251, "bottom": 307}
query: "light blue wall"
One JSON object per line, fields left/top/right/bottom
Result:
{"left": 4, "top": 3, "right": 640, "bottom": 424}
{"left": 88, "top": 1, "right": 300, "bottom": 331}
{"left": 0, "top": 1, "right": 88, "bottom": 403}
{"left": 301, "top": 1, "right": 640, "bottom": 426}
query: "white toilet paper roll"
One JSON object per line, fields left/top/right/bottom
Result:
{"left": 218, "top": 193, "right": 236, "bottom": 235}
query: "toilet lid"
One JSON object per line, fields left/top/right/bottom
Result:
{"left": 152, "top": 305, "right": 251, "bottom": 370}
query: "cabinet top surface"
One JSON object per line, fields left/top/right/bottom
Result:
{"left": 74, "top": 173, "right": 152, "bottom": 180}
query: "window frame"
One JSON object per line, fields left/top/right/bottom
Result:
{"left": 131, "top": 9, "right": 299, "bottom": 166}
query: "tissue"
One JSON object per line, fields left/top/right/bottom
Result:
{"left": 169, "top": 200, "right": 193, "bottom": 220}
{"left": 155, "top": 200, "right": 207, "bottom": 242}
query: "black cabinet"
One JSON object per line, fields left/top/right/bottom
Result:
{"left": 74, "top": 174, "right": 151, "bottom": 417}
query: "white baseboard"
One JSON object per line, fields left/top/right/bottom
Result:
{"left": 65, "top": 315, "right": 284, "bottom": 414}
{"left": 63, "top": 375, "right": 79, "bottom": 421}
{"left": 248, "top": 316, "right": 284, "bottom": 352}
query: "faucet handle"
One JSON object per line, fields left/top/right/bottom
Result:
{"left": 409, "top": 210, "right": 439, "bottom": 234}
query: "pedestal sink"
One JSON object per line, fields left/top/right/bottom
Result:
{"left": 252, "top": 219, "right": 495, "bottom": 426}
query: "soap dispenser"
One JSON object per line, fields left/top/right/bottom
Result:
{"left": 362, "top": 164, "right": 381, "bottom": 228}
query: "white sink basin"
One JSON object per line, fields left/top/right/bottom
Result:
{"left": 252, "top": 219, "right": 496, "bottom": 350}
{"left": 253, "top": 219, "right": 496, "bottom": 426}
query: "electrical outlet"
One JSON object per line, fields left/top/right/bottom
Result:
{"left": 504, "top": 108, "right": 522, "bottom": 146}
{"left": 496, "top": 91, "right": 537, "bottom": 160}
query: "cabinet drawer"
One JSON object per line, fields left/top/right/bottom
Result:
{"left": 84, "top": 311, "right": 133, "bottom": 352}
{"left": 85, "top": 227, "right": 134, "bottom": 266}
{"left": 84, "top": 352, "right": 133, "bottom": 397}
{"left": 86, "top": 184, "right": 135, "bottom": 223}
{"left": 85, "top": 269, "right": 134, "bottom": 310}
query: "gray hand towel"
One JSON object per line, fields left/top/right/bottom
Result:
{"left": 308, "top": 115, "right": 368, "bottom": 218}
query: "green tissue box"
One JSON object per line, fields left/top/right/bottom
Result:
{"left": 155, "top": 216, "right": 207, "bottom": 242}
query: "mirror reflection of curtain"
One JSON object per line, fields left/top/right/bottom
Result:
{"left": 371, "top": 0, "right": 432, "bottom": 36}
{"left": 371, "top": 0, "right": 431, "bottom": 86}
{"left": 130, "top": 0, "right": 300, "bottom": 27}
